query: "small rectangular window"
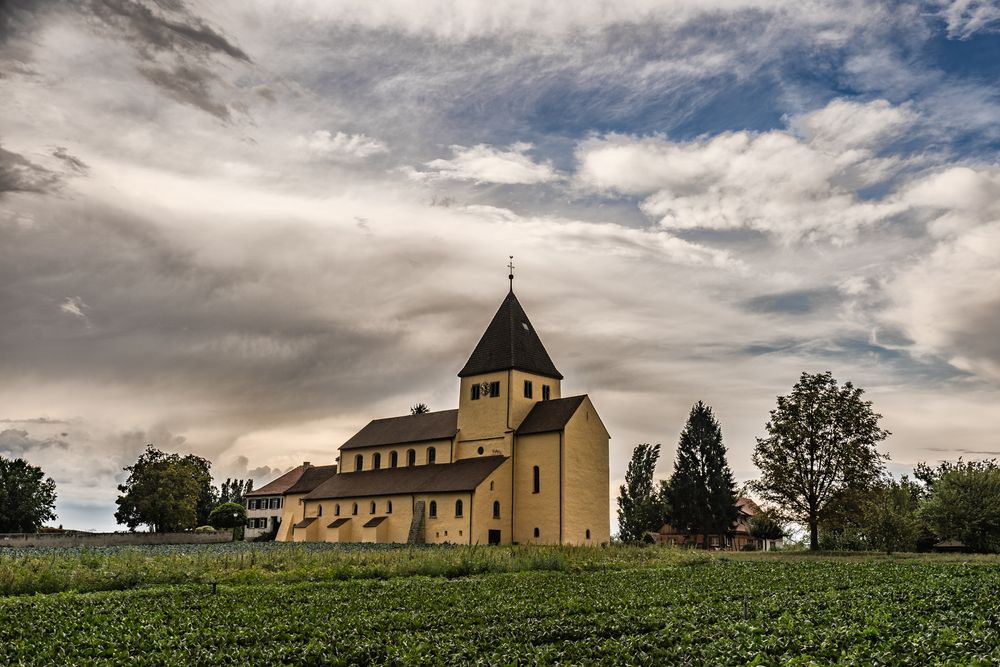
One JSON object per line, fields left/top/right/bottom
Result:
{"left": 524, "top": 380, "right": 532, "bottom": 398}
{"left": 471, "top": 384, "right": 480, "bottom": 400}
{"left": 489, "top": 381, "right": 500, "bottom": 397}
{"left": 533, "top": 465, "right": 540, "bottom": 494}
{"left": 542, "top": 385, "right": 550, "bottom": 401}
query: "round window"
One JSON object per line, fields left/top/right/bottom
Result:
{"left": 477, "top": 446, "right": 484, "bottom": 455}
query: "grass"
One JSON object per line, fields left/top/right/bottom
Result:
{"left": 0, "top": 542, "right": 709, "bottom": 595}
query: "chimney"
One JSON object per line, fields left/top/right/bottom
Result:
{"left": 303, "top": 461, "right": 311, "bottom": 467}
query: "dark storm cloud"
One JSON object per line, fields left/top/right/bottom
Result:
{"left": 0, "top": 428, "right": 69, "bottom": 457}
{"left": 0, "top": 0, "right": 250, "bottom": 119}
{"left": 744, "top": 288, "right": 842, "bottom": 315}
{"left": 85, "top": 0, "right": 249, "bottom": 62}
{"left": 50, "top": 147, "right": 88, "bottom": 174}
{"left": 0, "top": 143, "right": 61, "bottom": 195}
{"left": 137, "top": 62, "right": 233, "bottom": 119}
{"left": 80, "top": 0, "right": 252, "bottom": 120}
{"left": 0, "top": 199, "right": 467, "bottom": 425}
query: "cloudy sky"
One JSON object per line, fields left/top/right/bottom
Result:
{"left": 1, "top": 1, "right": 999, "bottom": 532}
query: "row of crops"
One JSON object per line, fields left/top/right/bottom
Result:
{"left": 1, "top": 558, "right": 998, "bottom": 664}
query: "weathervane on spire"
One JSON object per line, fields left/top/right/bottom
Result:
{"left": 507, "top": 256, "right": 515, "bottom": 292}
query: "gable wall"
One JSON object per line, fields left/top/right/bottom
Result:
{"left": 512, "top": 431, "right": 561, "bottom": 543}
{"left": 563, "top": 396, "right": 611, "bottom": 544}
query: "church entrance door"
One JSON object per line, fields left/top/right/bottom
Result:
{"left": 488, "top": 530, "right": 501, "bottom": 545}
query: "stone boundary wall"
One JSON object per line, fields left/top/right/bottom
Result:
{"left": 0, "top": 531, "right": 233, "bottom": 548}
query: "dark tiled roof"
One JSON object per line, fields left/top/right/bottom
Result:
{"left": 363, "top": 516, "right": 387, "bottom": 528}
{"left": 516, "top": 395, "right": 587, "bottom": 435}
{"left": 458, "top": 291, "right": 562, "bottom": 380}
{"left": 305, "top": 456, "right": 507, "bottom": 501}
{"left": 293, "top": 517, "right": 317, "bottom": 529}
{"left": 327, "top": 518, "right": 350, "bottom": 528}
{"left": 246, "top": 465, "right": 308, "bottom": 497}
{"left": 340, "top": 410, "right": 458, "bottom": 451}
{"left": 284, "top": 465, "right": 339, "bottom": 495}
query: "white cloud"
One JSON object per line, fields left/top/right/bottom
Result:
{"left": 885, "top": 221, "right": 1000, "bottom": 380}
{"left": 789, "top": 98, "right": 914, "bottom": 154}
{"left": 574, "top": 99, "right": 914, "bottom": 243}
{"left": 60, "top": 296, "right": 87, "bottom": 318}
{"left": 260, "top": 0, "right": 893, "bottom": 41}
{"left": 932, "top": 0, "right": 1000, "bottom": 39}
{"left": 900, "top": 166, "right": 1000, "bottom": 236}
{"left": 409, "top": 143, "right": 559, "bottom": 185}
{"left": 299, "top": 130, "right": 388, "bottom": 160}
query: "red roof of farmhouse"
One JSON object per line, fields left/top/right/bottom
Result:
{"left": 246, "top": 464, "right": 309, "bottom": 497}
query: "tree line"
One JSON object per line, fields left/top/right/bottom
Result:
{"left": 618, "top": 371, "right": 1000, "bottom": 553}
{"left": 0, "top": 445, "right": 254, "bottom": 534}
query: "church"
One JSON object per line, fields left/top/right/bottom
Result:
{"left": 259, "top": 282, "right": 610, "bottom": 545}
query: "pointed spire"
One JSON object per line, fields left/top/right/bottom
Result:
{"left": 458, "top": 290, "right": 563, "bottom": 380}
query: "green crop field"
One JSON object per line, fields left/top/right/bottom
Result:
{"left": 1, "top": 545, "right": 999, "bottom": 665}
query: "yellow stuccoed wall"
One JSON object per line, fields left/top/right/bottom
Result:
{"left": 305, "top": 495, "right": 413, "bottom": 543}
{"left": 508, "top": 370, "right": 561, "bottom": 428}
{"left": 512, "top": 431, "right": 561, "bottom": 544}
{"left": 454, "top": 435, "right": 507, "bottom": 460}
{"left": 469, "top": 460, "right": 513, "bottom": 544}
{"left": 340, "top": 438, "right": 454, "bottom": 473}
{"left": 455, "top": 370, "right": 561, "bottom": 460}
{"left": 457, "top": 373, "right": 511, "bottom": 441}
{"left": 421, "top": 491, "right": 474, "bottom": 544}
{"left": 276, "top": 493, "right": 308, "bottom": 542}
{"left": 563, "top": 396, "right": 611, "bottom": 545}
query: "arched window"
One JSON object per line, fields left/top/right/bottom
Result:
{"left": 533, "top": 527, "right": 540, "bottom": 538}
{"left": 427, "top": 447, "right": 436, "bottom": 465}
{"left": 352, "top": 503, "right": 358, "bottom": 515}
{"left": 493, "top": 501, "right": 500, "bottom": 519}
{"left": 429, "top": 500, "right": 437, "bottom": 518}
{"left": 355, "top": 454, "right": 363, "bottom": 471}
{"left": 373, "top": 452, "right": 381, "bottom": 469}
{"left": 334, "top": 504, "right": 340, "bottom": 516}
{"left": 370, "top": 501, "right": 376, "bottom": 514}
{"left": 406, "top": 449, "right": 416, "bottom": 466}
{"left": 390, "top": 451, "right": 398, "bottom": 468}
{"left": 387, "top": 500, "right": 393, "bottom": 514}
{"left": 316, "top": 504, "right": 323, "bottom": 517}
{"left": 455, "top": 499, "right": 463, "bottom": 517}
{"left": 586, "top": 529, "right": 591, "bottom": 540}
{"left": 532, "top": 466, "right": 540, "bottom": 494}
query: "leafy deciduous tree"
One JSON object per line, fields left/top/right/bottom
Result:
{"left": 864, "top": 477, "right": 923, "bottom": 554}
{"left": 752, "top": 371, "right": 889, "bottom": 550}
{"left": 115, "top": 445, "right": 215, "bottom": 533}
{"left": 667, "top": 402, "right": 739, "bottom": 548}
{"left": 914, "top": 458, "right": 998, "bottom": 492}
{"left": 748, "top": 508, "right": 786, "bottom": 545}
{"left": 208, "top": 501, "right": 247, "bottom": 539}
{"left": 0, "top": 456, "right": 57, "bottom": 533}
{"left": 921, "top": 466, "right": 1000, "bottom": 553}
{"left": 218, "top": 478, "right": 254, "bottom": 505}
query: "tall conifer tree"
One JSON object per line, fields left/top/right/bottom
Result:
{"left": 616, "top": 443, "right": 663, "bottom": 542}
{"left": 668, "top": 402, "right": 739, "bottom": 548}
